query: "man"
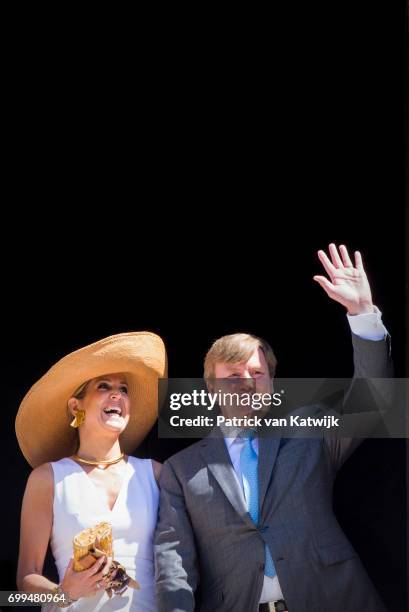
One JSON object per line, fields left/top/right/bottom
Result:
{"left": 154, "top": 244, "right": 392, "bottom": 612}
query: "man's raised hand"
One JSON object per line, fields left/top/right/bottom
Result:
{"left": 313, "top": 244, "right": 374, "bottom": 315}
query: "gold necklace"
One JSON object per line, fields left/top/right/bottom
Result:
{"left": 73, "top": 452, "right": 125, "bottom": 470}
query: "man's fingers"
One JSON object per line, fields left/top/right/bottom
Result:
{"left": 339, "top": 245, "right": 354, "bottom": 268}
{"left": 313, "top": 275, "right": 335, "bottom": 295}
{"left": 328, "top": 243, "right": 343, "bottom": 268}
{"left": 317, "top": 250, "right": 336, "bottom": 278}
{"left": 354, "top": 250, "right": 364, "bottom": 270}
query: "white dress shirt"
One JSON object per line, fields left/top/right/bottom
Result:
{"left": 222, "top": 307, "right": 388, "bottom": 604}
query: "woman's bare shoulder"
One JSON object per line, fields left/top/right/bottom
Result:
{"left": 26, "top": 462, "right": 53, "bottom": 493}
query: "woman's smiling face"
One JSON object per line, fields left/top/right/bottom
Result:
{"left": 69, "top": 373, "right": 131, "bottom": 435}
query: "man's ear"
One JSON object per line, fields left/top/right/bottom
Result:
{"left": 68, "top": 397, "right": 80, "bottom": 417}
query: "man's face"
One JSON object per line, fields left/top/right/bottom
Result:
{"left": 213, "top": 347, "right": 273, "bottom": 419}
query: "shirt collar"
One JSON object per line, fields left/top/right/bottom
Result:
{"left": 220, "top": 423, "right": 258, "bottom": 448}
{"left": 219, "top": 422, "right": 242, "bottom": 445}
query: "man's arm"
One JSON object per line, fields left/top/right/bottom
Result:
{"left": 326, "top": 331, "right": 392, "bottom": 469}
{"left": 313, "top": 244, "right": 393, "bottom": 469}
{"left": 154, "top": 459, "right": 198, "bottom": 612}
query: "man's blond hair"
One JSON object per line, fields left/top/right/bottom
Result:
{"left": 204, "top": 333, "right": 277, "bottom": 379}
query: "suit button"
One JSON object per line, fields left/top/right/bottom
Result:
{"left": 259, "top": 562, "right": 265, "bottom": 572}
{"left": 276, "top": 557, "right": 285, "bottom": 562}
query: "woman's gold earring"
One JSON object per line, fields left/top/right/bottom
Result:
{"left": 70, "top": 410, "right": 86, "bottom": 428}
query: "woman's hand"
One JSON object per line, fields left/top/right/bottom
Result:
{"left": 61, "top": 556, "right": 112, "bottom": 600}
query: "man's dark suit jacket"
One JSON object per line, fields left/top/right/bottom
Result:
{"left": 155, "top": 333, "right": 393, "bottom": 612}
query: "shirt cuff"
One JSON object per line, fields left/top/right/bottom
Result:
{"left": 347, "top": 305, "right": 388, "bottom": 341}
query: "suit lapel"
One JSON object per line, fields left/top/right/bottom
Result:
{"left": 199, "top": 436, "right": 255, "bottom": 530}
{"left": 258, "top": 435, "right": 281, "bottom": 513}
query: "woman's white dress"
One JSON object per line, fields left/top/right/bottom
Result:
{"left": 43, "top": 456, "right": 159, "bottom": 611}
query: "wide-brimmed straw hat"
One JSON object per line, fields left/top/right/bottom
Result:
{"left": 16, "top": 332, "right": 167, "bottom": 468}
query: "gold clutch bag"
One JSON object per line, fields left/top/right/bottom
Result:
{"left": 73, "top": 522, "right": 140, "bottom": 597}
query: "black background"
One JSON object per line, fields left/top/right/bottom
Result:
{"left": 1, "top": 2, "right": 407, "bottom": 611}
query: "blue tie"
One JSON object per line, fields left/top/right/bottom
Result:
{"left": 240, "top": 431, "right": 276, "bottom": 578}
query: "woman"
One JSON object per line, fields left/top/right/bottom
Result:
{"left": 16, "top": 331, "right": 167, "bottom": 611}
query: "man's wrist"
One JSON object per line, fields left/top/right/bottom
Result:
{"left": 347, "top": 302, "right": 374, "bottom": 316}
{"left": 347, "top": 305, "right": 387, "bottom": 340}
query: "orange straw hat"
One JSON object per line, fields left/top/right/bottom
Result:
{"left": 16, "top": 332, "right": 167, "bottom": 468}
